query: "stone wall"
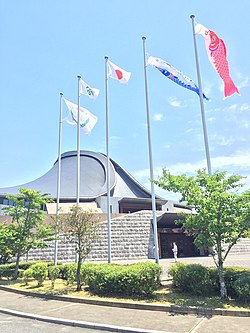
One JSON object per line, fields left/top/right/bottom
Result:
{"left": 20, "top": 210, "right": 250, "bottom": 263}
{"left": 230, "top": 238, "right": 250, "bottom": 254}
{"left": 21, "top": 211, "right": 161, "bottom": 263}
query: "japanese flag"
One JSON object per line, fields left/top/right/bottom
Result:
{"left": 107, "top": 60, "right": 131, "bottom": 84}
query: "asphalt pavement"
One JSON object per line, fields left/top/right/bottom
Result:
{"left": 0, "top": 253, "right": 249, "bottom": 333}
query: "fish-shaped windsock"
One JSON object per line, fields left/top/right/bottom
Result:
{"left": 195, "top": 23, "right": 240, "bottom": 98}
{"left": 148, "top": 56, "right": 209, "bottom": 100}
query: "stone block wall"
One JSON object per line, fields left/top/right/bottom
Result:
{"left": 21, "top": 211, "right": 161, "bottom": 263}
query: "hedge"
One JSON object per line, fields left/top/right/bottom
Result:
{"left": 81, "top": 262, "right": 161, "bottom": 296}
{"left": 169, "top": 263, "right": 250, "bottom": 300}
{"left": 168, "top": 263, "right": 216, "bottom": 295}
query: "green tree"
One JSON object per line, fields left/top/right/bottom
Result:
{"left": 61, "top": 206, "right": 100, "bottom": 291}
{"left": 154, "top": 169, "right": 250, "bottom": 299}
{"left": 2, "top": 188, "right": 53, "bottom": 279}
{"left": 0, "top": 222, "right": 17, "bottom": 264}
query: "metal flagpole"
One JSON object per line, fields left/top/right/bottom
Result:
{"left": 54, "top": 92, "right": 63, "bottom": 266}
{"left": 190, "top": 15, "right": 212, "bottom": 175}
{"left": 105, "top": 56, "right": 112, "bottom": 264}
{"left": 77, "top": 75, "right": 81, "bottom": 204}
{"left": 142, "top": 36, "right": 159, "bottom": 264}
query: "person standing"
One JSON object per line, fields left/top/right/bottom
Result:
{"left": 172, "top": 242, "right": 178, "bottom": 262}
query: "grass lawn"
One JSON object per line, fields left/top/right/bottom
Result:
{"left": 1, "top": 277, "right": 249, "bottom": 311}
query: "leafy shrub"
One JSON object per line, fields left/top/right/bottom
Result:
{"left": 23, "top": 268, "right": 33, "bottom": 285}
{"left": 54, "top": 264, "right": 64, "bottom": 280}
{"left": 0, "top": 267, "right": 15, "bottom": 279}
{"left": 168, "top": 263, "right": 215, "bottom": 295}
{"left": 30, "top": 263, "right": 48, "bottom": 287}
{"left": 63, "top": 263, "right": 77, "bottom": 285}
{"left": 223, "top": 267, "right": 248, "bottom": 297}
{"left": 82, "top": 262, "right": 161, "bottom": 296}
{"left": 48, "top": 266, "right": 60, "bottom": 288}
{"left": 233, "top": 272, "right": 250, "bottom": 301}
{"left": 0, "top": 261, "right": 52, "bottom": 279}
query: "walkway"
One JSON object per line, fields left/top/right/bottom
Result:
{"left": 0, "top": 253, "right": 249, "bottom": 333}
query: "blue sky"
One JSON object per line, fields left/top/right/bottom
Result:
{"left": 0, "top": 1, "right": 249, "bottom": 201}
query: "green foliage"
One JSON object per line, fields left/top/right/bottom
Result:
{"left": 63, "top": 263, "right": 77, "bottom": 285}
{"left": 29, "top": 263, "right": 48, "bottom": 287}
{"left": 48, "top": 265, "right": 60, "bottom": 288}
{"left": 168, "top": 263, "right": 216, "bottom": 295}
{"left": 169, "top": 263, "right": 250, "bottom": 300}
{"left": 82, "top": 262, "right": 161, "bottom": 296}
{"left": 154, "top": 169, "right": 250, "bottom": 299}
{"left": 2, "top": 188, "right": 54, "bottom": 279}
{"left": 0, "top": 261, "right": 45, "bottom": 279}
{"left": 0, "top": 267, "right": 15, "bottom": 279}
{"left": 61, "top": 206, "right": 100, "bottom": 291}
{"left": 0, "top": 223, "right": 17, "bottom": 264}
{"left": 233, "top": 272, "right": 250, "bottom": 301}
{"left": 23, "top": 268, "right": 33, "bottom": 285}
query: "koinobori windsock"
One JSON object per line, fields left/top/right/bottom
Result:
{"left": 195, "top": 23, "right": 240, "bottom": 98}
{"left": 148, "top": 56, "right": 209, "bottom": 100}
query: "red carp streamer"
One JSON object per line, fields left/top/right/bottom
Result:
{"left": 195, "top": 23, "right": 240, "bottom": 98}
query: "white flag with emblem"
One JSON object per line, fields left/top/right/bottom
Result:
{"left": 64, "top": 98, "right": 97, "bottom": 134}
{"left": 79, "top": 79, "right": 100, "bottom": 99}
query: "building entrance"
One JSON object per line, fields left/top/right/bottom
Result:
{"left": 159, "top": 232, "right": 198, "bottom": 258}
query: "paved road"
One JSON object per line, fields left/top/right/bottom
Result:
{"left": 0, "top": 289, "right": 249, "bottom": 333}
{"left": 0, "top": 312, "right": 106, "bottom": 333}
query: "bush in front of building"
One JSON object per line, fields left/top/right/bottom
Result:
{"left": 221, "top": 267, "right": 249, "bottom": 297}
{"left": 23, "top": 268, "right": 33, "bottom": 285}
{"left": 232, "top": 272, "right": 250, "bottom": 302}
{"left": 168, "top": 263, "right": 216, "bottom": 296}
{"left": 48, "top": 265, "right": 61, "bottom": 288}
{"left": 29, "top": 263, "right": 48, "bottom": 287}
{"left": 0, "top": 261, "right": 49, "bottom": 279}
{"left": 62, "top": 263, "right": 77, "bottom": 285}
{"left": 169, "top": 263, "right": 250, "bottom": 300}
{"left": 81, "top": 262, "right": 161, "bottom": 296}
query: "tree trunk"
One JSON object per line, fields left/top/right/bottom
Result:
{"left": 217, "top": 247, "right": 227, "bottom": 299}
{"left": 76, "top": 256, "right": 82, "bottom": 291}
{"left": 13, "top": 253, "right": 20, "bottom": 280}
{"left": 218, "top": 264, "right": 227, "bottom": 299}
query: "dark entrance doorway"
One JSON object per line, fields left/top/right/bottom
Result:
{"left": 159, "top": 232, "right": 198, "bottom": 258}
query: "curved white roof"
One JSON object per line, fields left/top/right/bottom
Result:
{"left": 0, "top": 150, "right": 161, "bottom": 201}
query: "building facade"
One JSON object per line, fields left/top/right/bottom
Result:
{"left": 1, "top": 150, "right": 248, "bottom": 261}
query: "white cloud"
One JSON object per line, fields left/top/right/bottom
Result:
{"left": 133, "top": 152, "right": 250, "bottom": 182}
{"left": 132, "top": 151, "right": 250, "bottom": 201}
{"left": 239, "top": 103, "right": 250, "bottom": 112}
{"left": 185, "top": 128, "right": 193, "bottom": 134}
{"left": 207, "top": 116, "right": 216, "bottom": 122}
{"left": 212, "top": 134, "right": 234, "bottom": 146}
{"left": 212, "top": 153, "right": 250, "bottom": 170}
{"left": 236, "top": 73, "right": 250, "bottom": 89}
{"left": 202, "top": 80, "right": 214, "bottom": 97}
{"left": 228, "top": 104, "right": 237, "bottom": 110}
{"left": 240, "top": 119, "right": 250, "bottom": 129}
{"left": 168, "top": 96, "right": 186, "bottom": 108}
{"left": 153, "top": 113, "right": 164, "bottom": 121}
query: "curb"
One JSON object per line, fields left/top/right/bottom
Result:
{"left": 0, "top": 307, "right": 168, "bottom": 333}
{"left": 0, "top": 285, "right": 249, "bottom": 318}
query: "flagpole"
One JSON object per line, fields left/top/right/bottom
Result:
{"left": 190, "top": 15, "right": 212, "bottom": 175}
{"left": 105, "top": 55, "right": 112, "bottom": 264}
{"left": 54, "top": 92, "right": 63, "bottom": 266}
{"left": 142, "top": 36, "right": 159, "bottom": 264}
{"left": 77, "top": 75, "right": 81, "bottom": 205}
